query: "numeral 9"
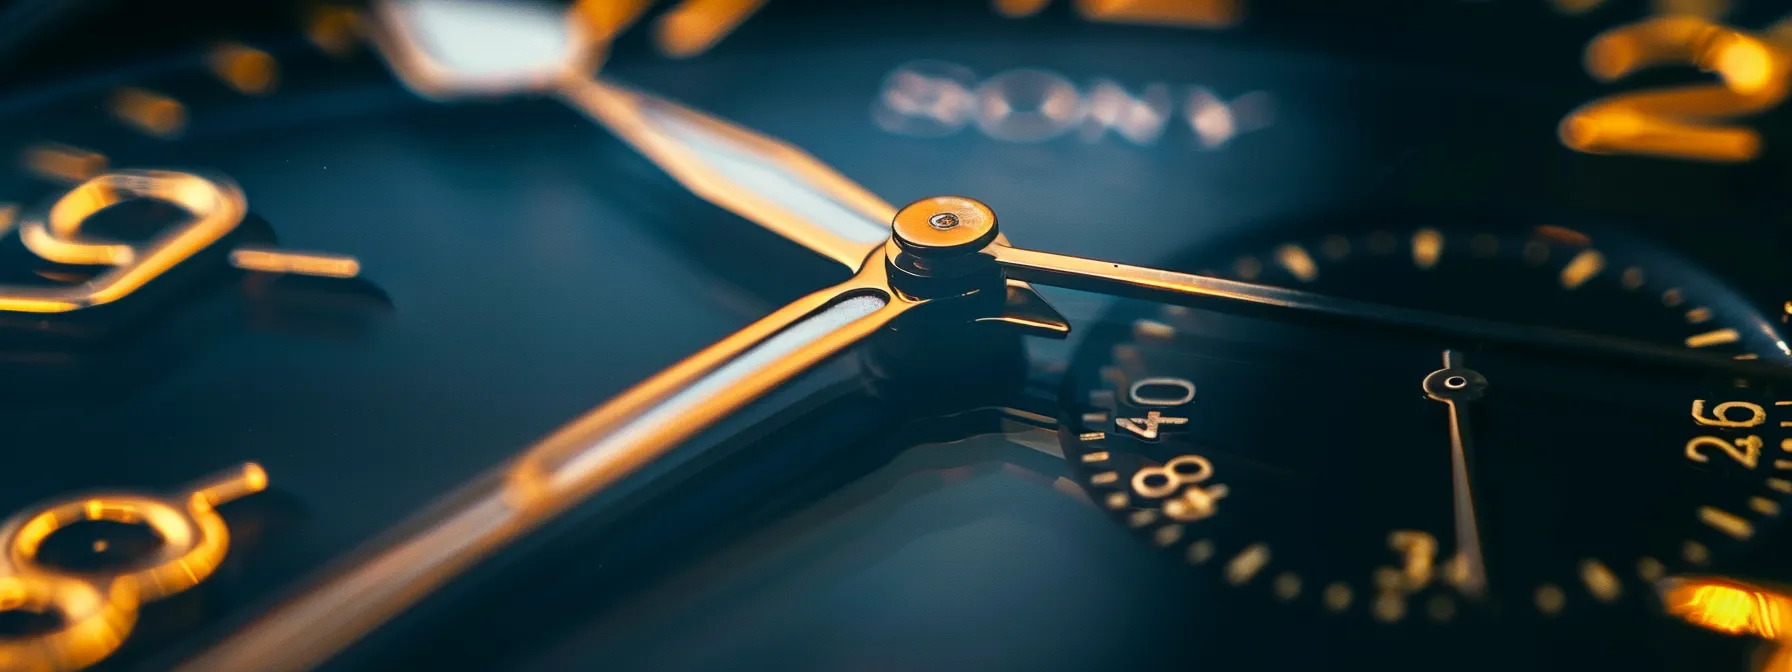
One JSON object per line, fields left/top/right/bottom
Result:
{"left": 3, "top": 170, "right": 246, "bottom": 314}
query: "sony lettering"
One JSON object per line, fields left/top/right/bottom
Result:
{"left": 872, "top": 60, "right": 1272, "bottom": 148}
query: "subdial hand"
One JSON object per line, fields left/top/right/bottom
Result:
{"left": 985, "top": 242, "right": 1792, "bottom": 380}
{"left": 1420, "top": 349, "right": 1489, "bottom": 599}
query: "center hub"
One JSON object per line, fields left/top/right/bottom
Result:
{"left": 886, "top": 195, "right": 1004, "bottom": 298}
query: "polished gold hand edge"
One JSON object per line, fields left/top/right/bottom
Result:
{"left": 176, "top": 248, "right": 919, "bottom": 672}
{"left": 987, "top": 244, "right": 1792, "bottom": 379}
{"left": 555, "top": 77, "right": 891, "bottom": 271}
{"left": 1422, "top": 350, "right": 1488, "bottom": 599}
{"left": 1443, "top": 397, "right": 1487, "bottom": 598}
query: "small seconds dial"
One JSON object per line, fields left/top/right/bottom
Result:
{"left": 1064, "top": 302, "right": 1792, "bottom": 622}
{"left": 1058, "top": 217, "right": 1792, "bottom": 667}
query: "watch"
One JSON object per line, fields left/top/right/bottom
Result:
{"left": 3, "top": 1, "right": 1792, "bottom": 671}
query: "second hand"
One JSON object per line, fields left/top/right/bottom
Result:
{"left": 1422, "top": 349, "right": 1490, "bottom": 599}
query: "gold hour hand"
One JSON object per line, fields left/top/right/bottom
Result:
{"left": 557, "top": 77, "right": 895, "bottom": 270}
{"left": 180, "top": 258, "right": 917, "bottom": 672}
{"left": 178, "top": 200, "right": 1039, "bottom": 672}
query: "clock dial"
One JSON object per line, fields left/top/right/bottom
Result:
{"left": 3, "top": 1, "right": 1792, "bottom": 671}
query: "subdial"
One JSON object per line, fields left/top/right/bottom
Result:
{"left": 1059, "top": 216, "right": 1792, "bottom": 667}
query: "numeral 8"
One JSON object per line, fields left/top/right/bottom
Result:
{"left": 1131, "top": 454, "right": 1214, "bottom": 499}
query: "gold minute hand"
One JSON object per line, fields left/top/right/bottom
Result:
{"left": 986, "top": 242, "right": 1792, "bottom": 380}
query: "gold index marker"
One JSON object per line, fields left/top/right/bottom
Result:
{"left": 305, "top": 5, "right": 363, "bottom": 57}
{"left": 1699, "top": 505, "right": 1756, "bottom": 540}
{"left": 572, "top": 0, "right": 655, "bottom": 41}
{"left": 23, "top": 143, "right": 108, "bottom": 184}
{"left": 1687, "top": 328, "right": 1742, "bottom": 349}
{"left": 656, "top": 0, "right": 769, "bottom": 57}
{"left": 1412, "top": 228, "right": 1443, "bottom": 270}
{"left": 1559, "top": 249, "right": 1606, "bottom": 289}
{"left": 111, "top": 87, "right": 187, "bottom": 137}
{"left": 1275, "top": 244, "right": 1319, "bottom": 282}
{"left": 1076, "top": 0, "right": 1240, "bottom": 27}
{"left": 994, "top": 0, "right": 1053, "bottom": 17}
{"left": 230, "top": 247, "right": 363, "bottom": 278}
{"left": 1226, "top": 543, "right": 1270, "bottom": 585}
{"left": 1579, "top": 559, "right": 1622, "bottom": 603}
{"left": 209, "top": 42, "right": 281, "bottom": 95}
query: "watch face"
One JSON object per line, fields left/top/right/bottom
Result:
{"left": 2, "top": 1, "right": 1791, "bottom": 671}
